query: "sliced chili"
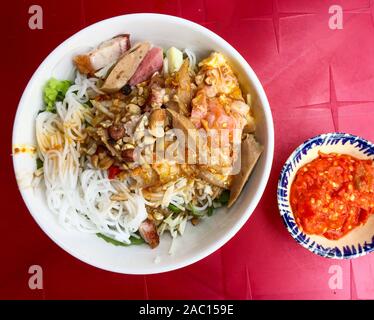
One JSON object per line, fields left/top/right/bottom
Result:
{"left": 108, "top": 165, "right": 121, "bottom": 180}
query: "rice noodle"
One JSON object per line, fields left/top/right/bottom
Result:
{"left": 183, "top": 48, "right": 197, "bottom": 70}
{"left": 36, "top": 71, "right": 147, "bottom": 243}
{"left": 162, "top": 57, "right": 169, "bottom": 75}
{"left": 143, "top": 176, "right": 213, "bottom": 214}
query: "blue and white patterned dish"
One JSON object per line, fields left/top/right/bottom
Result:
{"left": 278, "top": 133, "right": 374, "bottom": 259}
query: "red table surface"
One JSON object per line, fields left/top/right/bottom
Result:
{"left": 1, "top": 0, "right": 374, "bottom": 300}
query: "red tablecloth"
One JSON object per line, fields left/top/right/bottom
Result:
{"left": 2, "top": 0, "right": 374, "bottom": 299}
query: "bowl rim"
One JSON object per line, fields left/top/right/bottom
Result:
{"left": 12, "top": 13, "right": 274, "bottom": 274}
{"left": 277, "top": 132, "right": 374, "bottom": 260}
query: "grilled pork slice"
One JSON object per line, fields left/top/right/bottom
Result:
{"left": 101, "top": 42, "right": 151, "bottom": 93}
{"left": 139, "top": 219, "right": 160, "bottom": 249}
{"left": 228, "top": 134, "right": 263, "bottom": 207}
{"left": 129, "top": 47, "right": 163, "bottom": 86}
{"left": 73, "top": 34, "right": 130, "bottom": 74}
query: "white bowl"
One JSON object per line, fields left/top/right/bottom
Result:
{"left": 12, "top": 14, "right": 274, "bottom": 274}
{"left": 278, "top": 133, "right": 374, "bottom": 259}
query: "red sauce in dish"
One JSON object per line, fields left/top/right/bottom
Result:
{"left": 290, "top": 152, "right": 374, "bottom": 240}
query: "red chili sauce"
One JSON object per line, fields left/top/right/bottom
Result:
{"left": 290, "top": 152, "right": 374, "bottom": 240}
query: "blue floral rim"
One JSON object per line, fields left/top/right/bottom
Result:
{"left": 277, "top": 132, "right": 374, "bottom": 259}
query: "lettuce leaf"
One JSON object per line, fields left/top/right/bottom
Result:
{"left": 96, "top": 233, "right": 145, "bottom": 246}
{"left": 43, "top": 78, "right": 72, "bottom": 112}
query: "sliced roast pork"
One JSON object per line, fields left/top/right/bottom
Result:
{"left": 101, "top": 42, "right": 151, "bottom": 93}
{"left": 139, "top": 219, "right": 160, "bottom": 249}
{"left": 73, "top": 34, "right": 130, "bottom": 74}
{"left": 129, "top": 47, "right": 163, "bottom": 86}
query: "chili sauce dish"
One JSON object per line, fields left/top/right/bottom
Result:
{"left": 278, "top": 133, "right": 374, "bottom": 259}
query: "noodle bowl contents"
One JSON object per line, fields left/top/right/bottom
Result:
{"left": 34, "top": 34, "right": 263, "bottom": 251}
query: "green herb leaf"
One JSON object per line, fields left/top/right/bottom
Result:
{"left": 36, "top": 158, "right": 43, "bottom": 169}
{"left": 207, "top": 206, "right": 214, "bottom": 217}
{"left": 218, "top": 190, "right": 230, "bottom": 205}
{"left": 43, "top": 78, "right": 72, "bottom": 112}
{"left": 96, "top": 233, "right": 145, "bottom": 246}
{"left": 127, "top": 236, "right": 145, "bottom": 245}
{"left": 168, "top": 203, "right": 182, "bottom": 214}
